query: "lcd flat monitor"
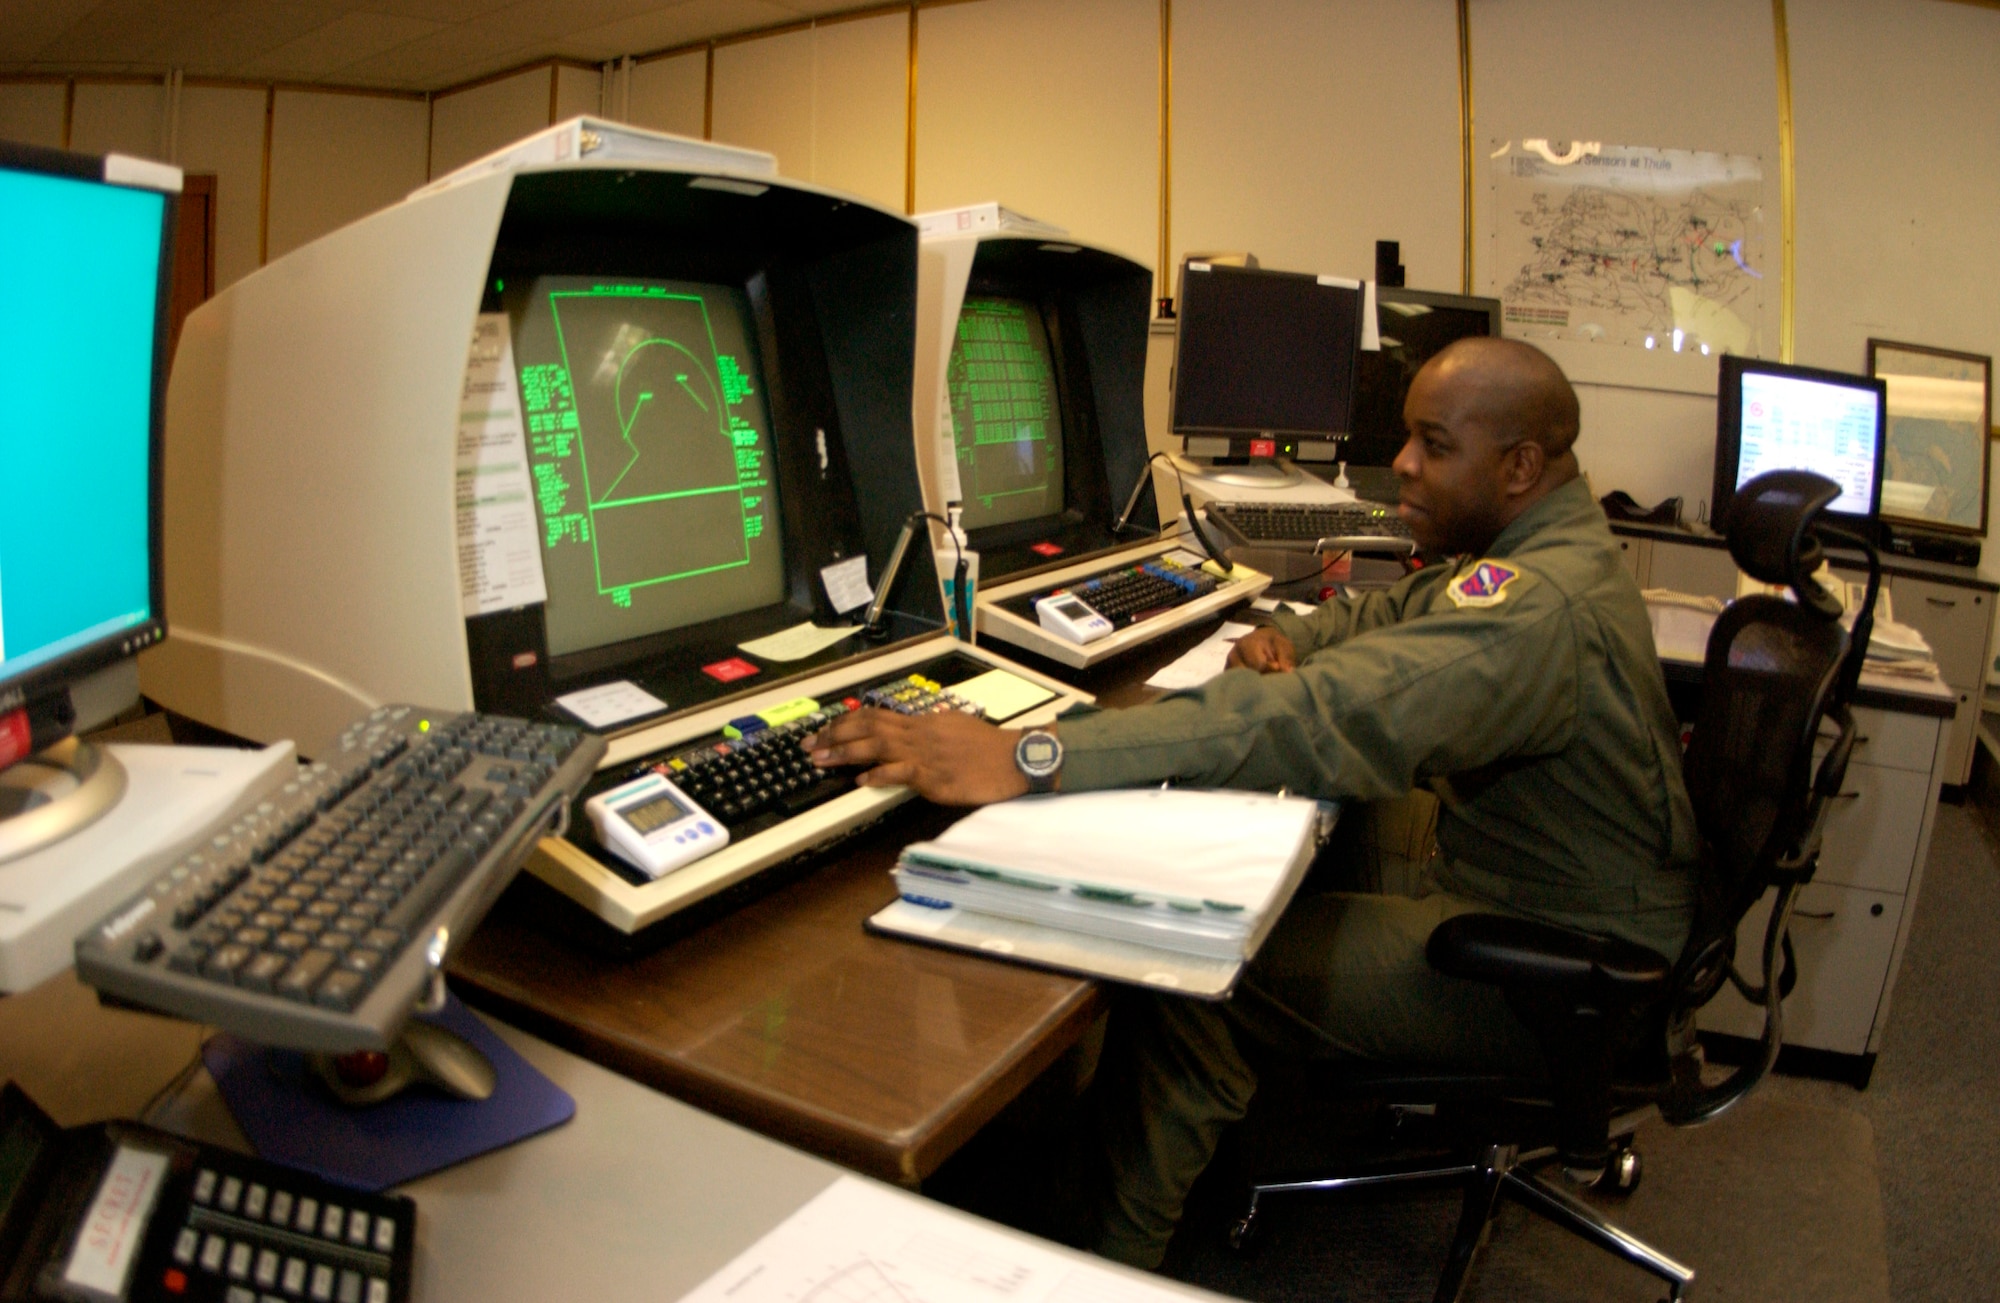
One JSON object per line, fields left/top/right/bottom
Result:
{"left": 1714, "top": 356, "right": 1886, "bottom": 526}
{"left": 1169, "top": 262, "right": 1362, "bottom": 462}
{"left": 0, "top": 142, "right": 172, "bottom": 721}
{"left": 1348, "top": 287, "right": 1501, "bottom": 468}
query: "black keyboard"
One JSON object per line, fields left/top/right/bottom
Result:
{"left": 76, "top": 705, "right": 605, "bottom": 1053}
{"left": 1207, "top": 501, "right": 1416, "bottom": 553}
{"left": 1000, "top": 558, "right": 1220, "bottom": 629}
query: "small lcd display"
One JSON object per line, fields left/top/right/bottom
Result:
{"left": 1735, "top": 371, "right": 1883, "bottom": 515}
{"left": 619, "top": 787, "right": 692, "bottom": 835}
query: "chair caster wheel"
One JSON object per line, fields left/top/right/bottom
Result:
{"left": 1227, "top": 1213, "right": 1259, "bottom": 1251}
{"left": 1598, "top": 1146, "right": 1642, "bottom": 1196}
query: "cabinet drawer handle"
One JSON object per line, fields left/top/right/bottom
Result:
{"left": 1794, "top": 909, "right": 1835, "bottom": 920}
{"left": 1834, "top": 791, "right": 1862, "bottom": 800}
{"left": 1925, "top": 595, "right": 1958, "bottom": 608}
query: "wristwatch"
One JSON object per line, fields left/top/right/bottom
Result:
{"left": 1013, "top": 729, "right": 1064, "bottom": 794}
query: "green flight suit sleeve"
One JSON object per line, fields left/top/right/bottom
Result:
{"left": 1060, "top": 569, "right": 1580, "bottom": 800}
{"left": 1263, "top": 567, "right": 1433, "bottom": 656}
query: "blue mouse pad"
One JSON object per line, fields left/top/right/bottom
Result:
{"left": 204, "top": 994, "right": 575, "bottom": 1192}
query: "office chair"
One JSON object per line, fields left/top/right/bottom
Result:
{"left": 1227, "top": 470, "right": 1880, "bottom": 1303}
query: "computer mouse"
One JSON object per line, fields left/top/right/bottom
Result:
{"left": 310, "top": 1021, "right": 497, "bottom": 1106}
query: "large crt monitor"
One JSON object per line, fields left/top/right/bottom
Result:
{"left": 1347, "top": 287, "right": 1501, "bottom": 469}
{"left": 912, "top": 212, "right": 1156, "bottom": 582}
{"left": 1169, "top": 261, "right": 1363, "bottom": 481}
{"left": 145, "top": 128, "right": 946, "bottom": 756}
{"left": 0, "top": 143, "right": 173, "bottom": 734}
{"left": 1714, "top": 356, "right": 1886, "bottom": 526}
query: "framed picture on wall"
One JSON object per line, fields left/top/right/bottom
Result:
{"left": 1868, "top": 339, "right": 1992, "bottom": 537}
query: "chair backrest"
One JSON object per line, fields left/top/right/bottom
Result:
{"left": 1671, "top": 470, "right": 1865, "bottom": 1009}
{"left": 1660, "top": 471, "right": 1879, "bottom": 1122}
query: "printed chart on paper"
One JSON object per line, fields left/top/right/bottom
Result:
{"left": 675, "top": 1177, "right": 1197, "bottom": 1303}
{"left": 1488, "top": 142, "right": 1770, "bottom": 357}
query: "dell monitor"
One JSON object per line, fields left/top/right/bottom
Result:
{"left": 0, "top": 141, "right": 177, "bottom": 860}
{"left": 1348, "top": 287, "right": 1502, "bottom": 469}
{"left": 1169, "top": 261, "right": 1363, "bottom": 488}
{"left": 1714, "top": 357, "right": 1886, "bottom": 528}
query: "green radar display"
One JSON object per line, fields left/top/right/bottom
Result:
{"left": 512, "top": 278, "right": 783, "bottom": 657}
{"left": 947, "top": 296, "right": 1064, "bottom": 531}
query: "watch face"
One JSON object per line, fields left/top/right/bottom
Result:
{"left": 1016, "top": 732, "right": 1061, "bottom": 777}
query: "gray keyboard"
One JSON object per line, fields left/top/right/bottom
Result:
{"left": 1206, "top": 501, "right": 1416, "bottom": 554}
{"left": 75, "top": 704, "right": 604, "bottom": 1053}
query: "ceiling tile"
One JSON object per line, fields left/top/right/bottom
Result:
{"left": 562, "top": 0, "right": 795, "bottom": 60}
{"left": 0, "top": 0, "right": 111, "bottom": 66}
{"left": 234, "top": 11, "right": 444, "bottom": 80}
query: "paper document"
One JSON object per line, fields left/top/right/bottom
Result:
{"left": 676, "top": 1175, "right": 1202, "bottom": 1303}
{"left": 822, "top": 555, "right": 874, "bottom": 614}
{"left": 740, "top": 622, "right": 860, "bottom": 662}
{"left": 555, "top": 680, "right": 667, "bottom": 728}
{"left": 455, "top": 314, "right": 548, "bottom": 616}
{"left": 1145, "top": 622, "right": 1254, "bottom": 691}
{"left": 949, "top": 668, "right": 1056, "bottom": 721}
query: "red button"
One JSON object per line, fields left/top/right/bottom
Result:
{"left": 1029, "top": 541, "right": 1064, "bottom": 557}
{"left": 163, "top": 1268, "right": 187, "bottom": 1294}
{"left": 1249, "top": 439, "right": 1277, "bottom": 458}
{"left": 701, "top": 657, "right": 760, "bottom": 682}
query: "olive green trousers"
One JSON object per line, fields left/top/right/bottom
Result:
{"left": 1088, "top": 888, "right": 1547, "bottom": 1268}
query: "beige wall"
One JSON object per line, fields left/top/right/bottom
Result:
{"left": 69, "top": 81, "right": 168, "bottom": 158}
{"left": 176, "top": 85, "right": 265, "bottom": 291}
{"left": 430, "top": 66, "right": 553, "bottom": 178}
{"left": 915, "top": 0, "right": 1159, "bottom": 264}
{"left": 628, "top": 50, "right": 706, "bottom": 139}
{"left": 554, "top": 64, "right": 600, "bottom": 123}
{"left": 266, "top": 90, "right": 428, "bottom": 260}
{"left": 0, "top": 81, "right": 64, "bottom": 147}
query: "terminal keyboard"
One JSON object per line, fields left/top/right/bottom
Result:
{"left": 579, "top": 668, "right": 985, "bottom": 885}
{"left": 75, "top": 704, "right": 605, "bottom": 1053}
{"left": 997, "top": 558, "right": 1219, "bottom": 630}
{"left": 1206, "top": 501, "right": 1416, "bottom": 554}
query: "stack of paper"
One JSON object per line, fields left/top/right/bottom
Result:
{"left": 882, "top": 790, "right": 1324, "bottom": 975}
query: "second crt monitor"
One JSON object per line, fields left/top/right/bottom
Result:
{"left": 912, "top": 205, "right": 1267, "bottom": 670}
{"left": 1713, "top": 356, "right": 1886, "bottom": 528}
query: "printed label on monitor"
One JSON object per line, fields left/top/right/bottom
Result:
{"left": 457, "top": 314, "right": 549, "bottom": 616}
{"left": 947, "top": 297, "right": 1065, "bottom": 531}
{"left": 1736, "top": 371, "right": 1881, "bottom": 514}
{"left": 510, "top": 277, "right": 785, "bottom": 658}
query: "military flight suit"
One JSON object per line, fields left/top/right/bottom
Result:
{"left": 1052, "top": 474, "right": 1700, "bottom": 1267}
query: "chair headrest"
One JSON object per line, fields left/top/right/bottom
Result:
{"left": 1722, "top": 471, "right": 1844, "bottom": 617}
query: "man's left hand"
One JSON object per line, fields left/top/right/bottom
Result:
{"left": 802, "top": 707, "right": 1029, "bottom": 806}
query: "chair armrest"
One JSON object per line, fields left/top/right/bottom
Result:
{"left": 1428, "top": 914, "right": 1672, "bottom": 1000}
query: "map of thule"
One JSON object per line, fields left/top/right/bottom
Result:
{"left": 1490, "top": 143, "right": 1769, "bottom": 355}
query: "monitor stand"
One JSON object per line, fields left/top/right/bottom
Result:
{"left": 0, "top": 739, "right": 127, "bottom": 867}
{"left": 1191, "top": 457, "right": 1306, "bottom": 490}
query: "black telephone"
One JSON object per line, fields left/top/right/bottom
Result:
{"left": 0, "top": 1082, "right": 413, "bottom": 1303}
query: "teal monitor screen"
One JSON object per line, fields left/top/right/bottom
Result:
{"left": 511, "top": 276, "right": 785, "bottom": 659}
{"left": 0, "top": 164, "right": 162, "bottom": 693}
{"left": 947, "top": 296, "right": 1064, "bottom": 530}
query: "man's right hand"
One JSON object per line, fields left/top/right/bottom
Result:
{"left": 1227, "top": 625, "right": 1298, "bottom": 673}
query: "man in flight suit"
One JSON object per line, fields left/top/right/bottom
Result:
{"left": 801, "top": 336, "right": 1698, "bottom": 1268}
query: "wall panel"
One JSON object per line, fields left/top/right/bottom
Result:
{"left": 177, "top": 85, "right": 266, "bottom": 292}
{"left": 430, "top": 67, "right": 552, "bottom": 178}
{"left": 711, "top": 28, "right": 815, "bottom": 174}
{"left": 267, "top": 90, "right": 428, "bottom": 260}
{"left": 628, "top": 50, "right": 706, "bottom": 138}
{"left": 554, "top": 64, "right": 600, "bottom": 123}
{"left": 915, "top": 0, "right": 1158, "bottom": 266}
{"left": 809, "top": 12, "right": 905, "bottom": 212}
{"left": 0, "top": 81, "right": 66, "bottom": 148}
{"left": 70, "top": 81, "right": 166, "bottom": 159}
{"left": 1172, "top": 0, "right": 1460, "bottom": 290}
{"left": 1469, "top": 0, "right": 1782, "bottom": 511}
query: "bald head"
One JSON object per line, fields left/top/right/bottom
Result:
{"left": 1424, "top": 337, "right": 1581, "bottom": 461}
{"left": 1391, "top": 338, "right": 1582, "bottom": 554}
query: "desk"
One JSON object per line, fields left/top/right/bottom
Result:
{"left": 447, "top": 621, "right": 1209, "bottom": 1187}
{"left": 0, "top": 972, "right": 1219, "bottom": 1303}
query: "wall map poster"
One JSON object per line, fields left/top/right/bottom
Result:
{"left": 1489, "top": 141, "right": 1770, "bottom": 359}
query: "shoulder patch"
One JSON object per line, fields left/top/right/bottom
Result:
{"left": 1447, "top": 559, "right": 1523, "bottom": 609}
